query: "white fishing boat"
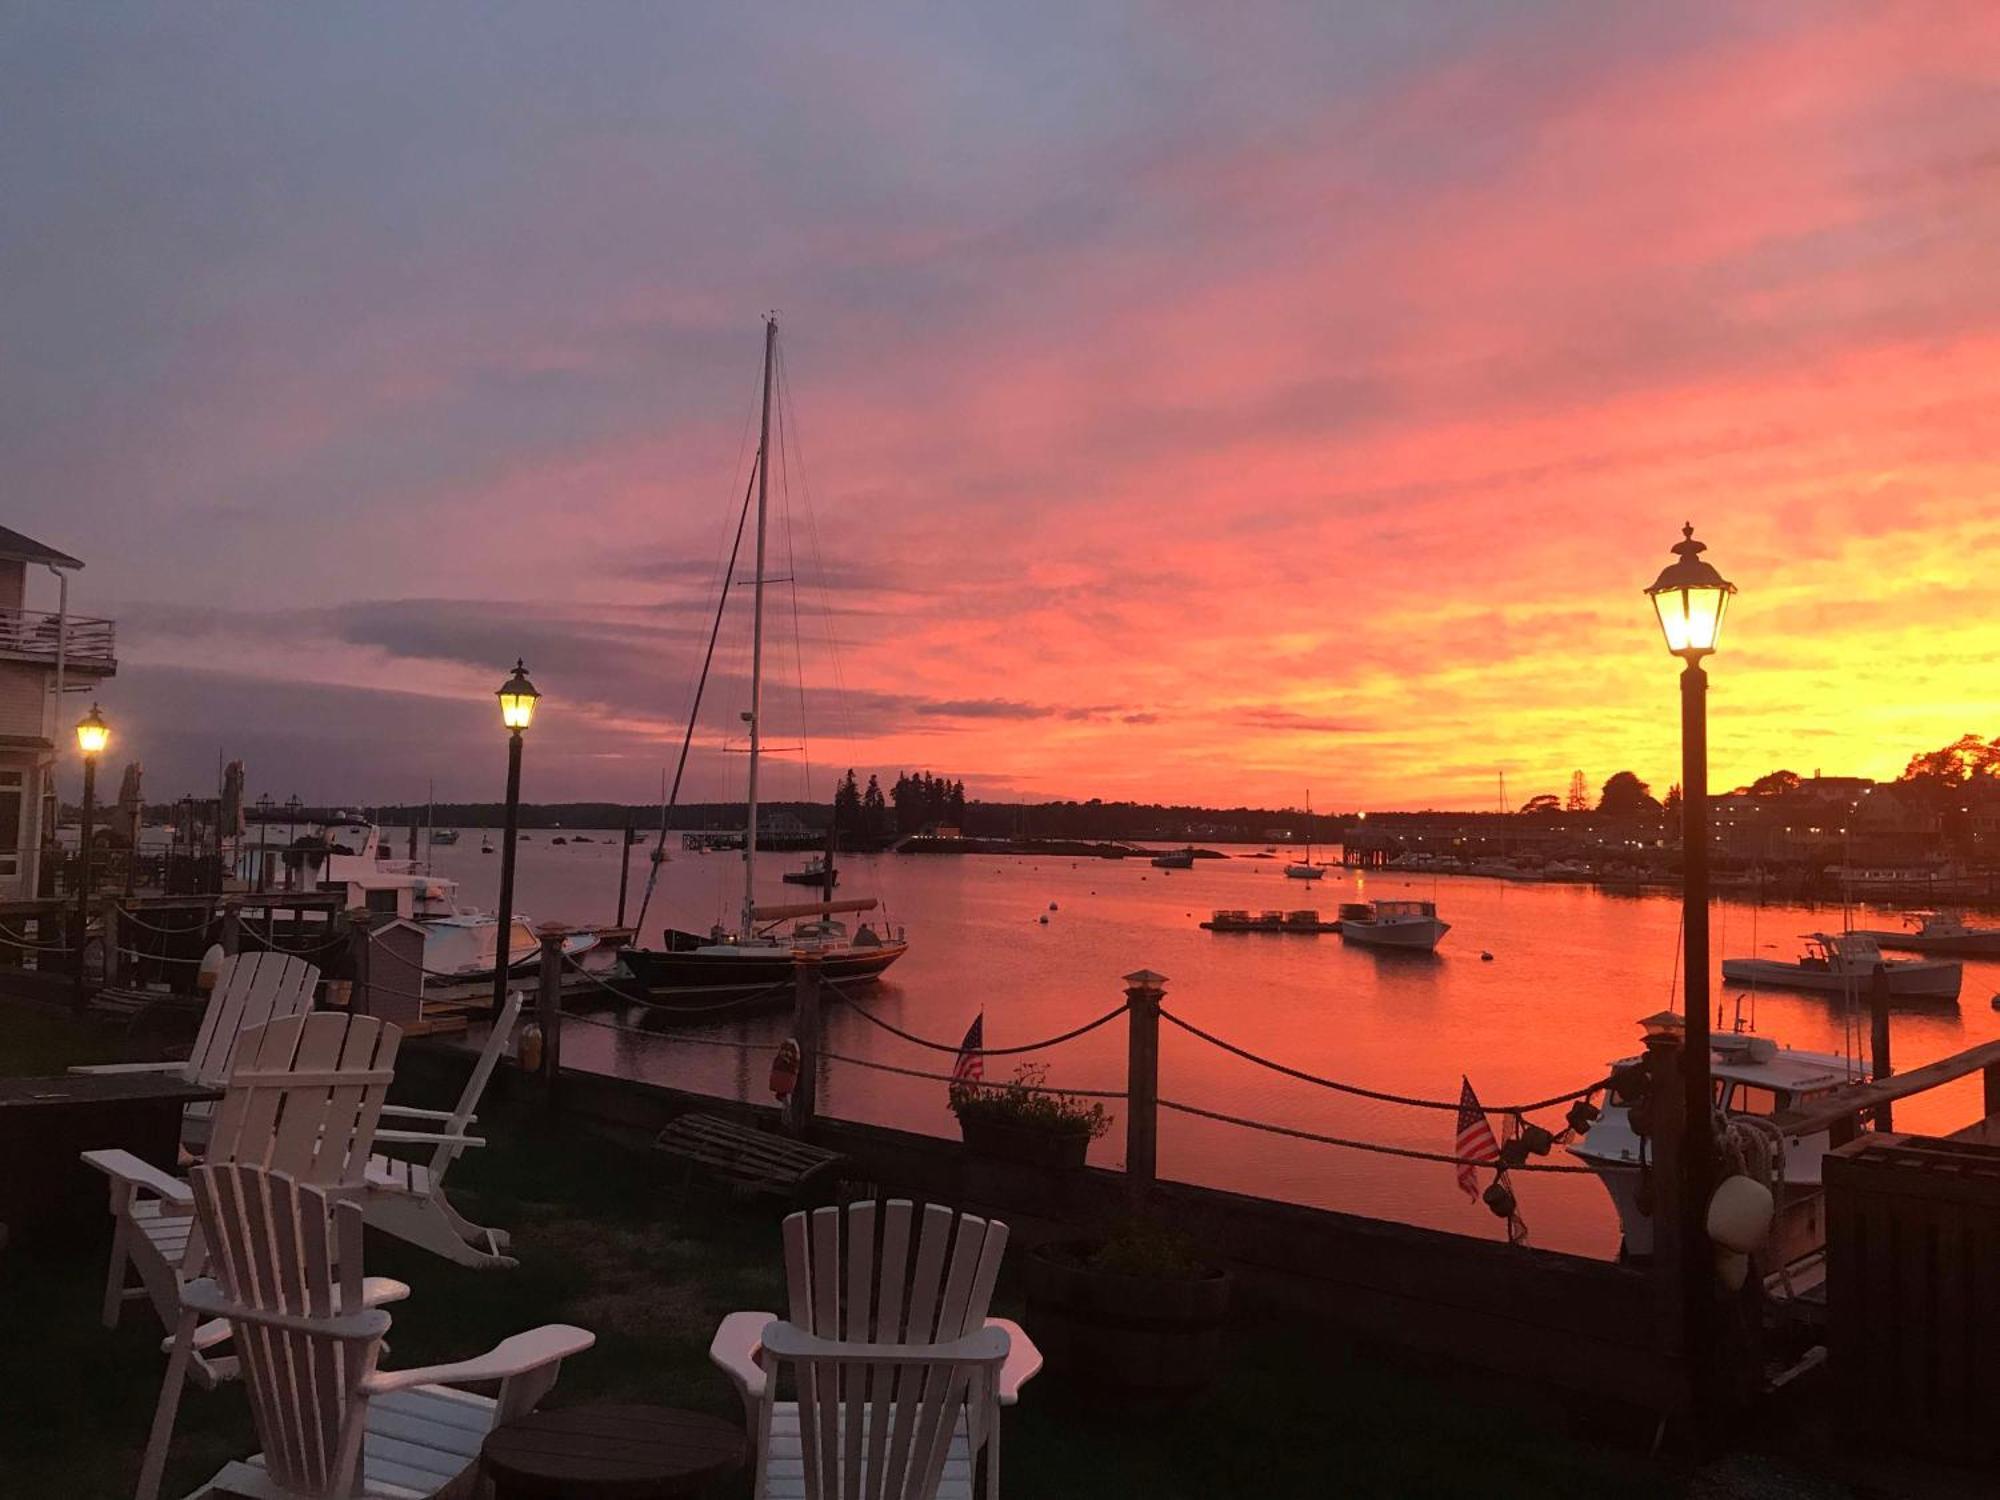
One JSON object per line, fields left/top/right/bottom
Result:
{"left": 1284, "top": 789, "right": 1328, "bottom": 880}
{"left": 1336, "top": 899, "right": 1448, "bottom": 950}
{"left": 430, "top": 828, "right": 459, "bottom": 845}
{"left": 1721, "top": 931, "right": 1961, "bottom": 1001}
{"left": 1569, "top": 1014, "right": 1870, "bottom": 1258}
{"left": 1150, "top": 847, "right": 1196, "bottom": 869}
{"left": 1851, "top": 910, "right": 2000, "bottom": 959}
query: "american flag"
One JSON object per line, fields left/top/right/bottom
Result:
{"left": 1454, "top": 1075, "right": 1501, "bottom": 1200}
{"left": 951, "top": 1014, "right": 984, "bottom": 1088}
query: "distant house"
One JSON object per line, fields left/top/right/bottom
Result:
{"left": 0, "top": 527, "right": 117, "bottom": 900}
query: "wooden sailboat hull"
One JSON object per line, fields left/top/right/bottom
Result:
{"left": 620, "top": 935, "right": 908, "bottom": 1002}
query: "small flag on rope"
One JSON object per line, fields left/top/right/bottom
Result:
{"left": 1454, "top": 1075, "right": 1501, "bottom": 1200}
{"left": 951, "top": 1013, "right": 985, "bottom": 1090}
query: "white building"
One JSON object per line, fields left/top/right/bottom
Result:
{"left": 0, "top": 526, "right": 117, "bottom": 900}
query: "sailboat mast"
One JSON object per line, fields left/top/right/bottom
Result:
{"left": 742, "top": 316, "right": 777, "bottom": 937}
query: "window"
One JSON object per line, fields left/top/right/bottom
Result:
{"left": 0, "top": 769, "right": 21, "bottom": 878}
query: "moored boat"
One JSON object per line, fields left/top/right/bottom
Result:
{"left": 1150, "top": 847, "right": 1196, "bottom": 869}
{"left": 1721, "top": 932, "right": 1961, "bottom": 1001}
{"left": 1336, "top": 899, "right": 1448, "bottom": 951}
{"left": 782, "top": 854, "right": 839, "bottom": 887}
{"left": 1851, "top": 910, "right": 2000, "bottom": 959}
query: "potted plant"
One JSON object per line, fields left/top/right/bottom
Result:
{"left": 949, "top": 1063, "right": 1111, "bottom": 1170}
{"left": 1022, "top": 1216, "right": 1234, "bottom": 1399}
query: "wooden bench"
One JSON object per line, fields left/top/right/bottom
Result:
{"left": 652, "top": 1113, "right": 847, "bottom": 1200}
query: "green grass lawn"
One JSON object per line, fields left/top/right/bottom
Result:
{"left": 0, "top": 1002, "right": 1727, "bottom": 1498}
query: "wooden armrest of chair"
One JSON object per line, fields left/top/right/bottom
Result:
{"left": 710, "top": 1309, "right": 776, "bottom": 1400}
{"left": 360, "top": 1325, "right": 595, "bottom": 1395}
{"left": 984, "top": 1318, "right": 1042, "bottom": 1404}
{"left": 80, "top": 1148, "right": 191, "bottom": 1203}
{"left": 68, "top": 1061, "right": 186, "bottom": 1076}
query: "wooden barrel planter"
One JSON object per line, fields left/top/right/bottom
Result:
{"left": 956, "top": 1116, "right": 1092, "bottom": 1170}
{"left": 1021, "top": 1242, "right": 1234, "bottom": 1399}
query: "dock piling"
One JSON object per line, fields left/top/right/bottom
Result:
{"left": 1124, "top": 969, "right": 1165, "bottom": 1205}
{"left": 791, "top": 957, "right": 822, "bottom": 1135}
{"left": 1870, "top": 964, "right": 1893, "bottom": 1131}
{"left": 537, "top": 928, "right": 564, "bottom": 1100}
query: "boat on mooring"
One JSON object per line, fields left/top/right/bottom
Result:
{"left": 1150, "top": 847, "right": 1196, "bottom": 869}
{"left": 1721, "top": 932, "right": 1961, "bottom": 1001}
{"left": 782, "top": 854, "right": 839, "bottom": 887}
{"left": 1569, "top": 1012, "right": 1870, "bottom": 1259}
{"left": 1284, "top": 789, "right": 1328, "bottom": 880}
{"left": 617, "top": 319, "right": 909, "bottom": 1007}
{"left": 1851, "top": 910, "right": 2000, "bottom": 959}
{"left": 1335, "top": 899, "right": 1448, "bottom": 951}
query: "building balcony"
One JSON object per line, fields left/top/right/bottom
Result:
{"left": 0, "top": 607, "right": 116, "bottom": 676}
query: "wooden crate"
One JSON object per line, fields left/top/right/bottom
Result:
{"left": 1825, "top": 1132, "right": 2000, "bottom": 1459}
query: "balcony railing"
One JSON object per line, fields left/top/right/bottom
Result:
{"left": 0, "top": 607, "right": 116, "bottom": 670}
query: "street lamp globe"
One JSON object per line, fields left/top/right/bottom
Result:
{"left": 497, "top": 659, "right": 541, "bottom": 732}
{"left": 1645, "top": 523, "right": 1735, "bottom": 659}
{"left": 75, "top": 703, "right": 110, "bottom": 758}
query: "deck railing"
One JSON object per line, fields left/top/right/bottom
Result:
{"left": 0, "top": 606, "right": 116, "bottom": 668}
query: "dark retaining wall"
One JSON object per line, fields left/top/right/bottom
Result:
{"left": 396, "top": 1042, "right": 1682, "bottom": 1414}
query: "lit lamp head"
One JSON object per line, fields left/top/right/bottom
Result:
{"left": 1645, "top": 522, "right": 1735, "bottom": 660}
{"left": 497, "top": 659, "right": 540, "bottom": 733}
{"left": 75, "top": 703, "right": 110, "bottom": 759}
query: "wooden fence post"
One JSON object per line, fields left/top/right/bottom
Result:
{"left": 345, "top": 912, "right": 370, "bottom": 1013}
{"left": 100, "top": 896, "right": 121, "bottom": 988}
{"left": 1123, "top": 969, "right": 1165, "bottom": 1206}
{"left": 1870, "top": 964, "right": 1893, "bottom": 1131}
{"left": 219, "top": 898, "right": 242, "bottom": 956}
{"left": 791, "top": 955, "right": 822, "bottom": 1136}
{"left": 537, "top": 927, "right": 564, "bottom": 1099}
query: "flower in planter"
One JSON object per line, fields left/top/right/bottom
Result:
{"left": 948, "top": 1062, "right": 1113, "bottom": 1140}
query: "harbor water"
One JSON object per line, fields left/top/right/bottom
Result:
{"left": 428, "top": 833, "right": 2000, "bottom": 1259}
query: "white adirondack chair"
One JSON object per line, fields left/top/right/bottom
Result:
{"left": 753, "top": 1320, "right": 1011, "bottom": 1500}
{"left": 136, "top": 1161, "right": 593, "bottom": 1500}
{"left": 72, "top": 950, "right": 321, "bottom": 1153}
{"left": 83, "top": 1012, "right": 405, "bottom": 1386}
{"left": 362, "top": 988, "right": 522, "bottom": 1269}
{"left": 711, "top": 1201, "right": 1042, "bottom": 1500}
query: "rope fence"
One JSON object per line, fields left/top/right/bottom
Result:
{"left": 821, "top": 1048, "right": 1127, "bottom": 1098}
{"left": 0, "top": 922, "right": 77, "bottom": 953}
{"left": 833, "top": 989, "right": 1130, "bottom": 1057}
{"left": 1158, "top": 1099, "right": 1594, "bottom": 1172}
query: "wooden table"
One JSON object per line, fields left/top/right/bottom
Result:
{"left": 0, "top": 1072, "right": 218, "bottom": 1249}
{"left": 482, "top": 1404, "right": 747, "bottom": 1498}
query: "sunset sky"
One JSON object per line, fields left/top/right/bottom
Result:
{"left": 8, "top": 4, "right": 1998, "bottom": 812}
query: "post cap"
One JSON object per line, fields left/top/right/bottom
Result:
{"left": 536, "top": 922, "right": 572, "bottom": 939}
{"left": 1123, "top": 968, "right": 1169, "bottom": 990}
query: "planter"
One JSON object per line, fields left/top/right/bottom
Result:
{"left": 1022, "top": 1242, "right": 1234, "bottom": 1399}
{"left": 955, "top": 1114, "right": 1092, "bottom": 1170}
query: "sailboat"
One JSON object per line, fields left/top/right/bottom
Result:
{"left": 618, "top": 320, "right": 910, "bottom": 1005}
{"left": 1284, "top": 790, "right": 1327, "bottom": 880}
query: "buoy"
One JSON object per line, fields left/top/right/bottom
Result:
{"left": 769, "top": 1038, "right": 801, "bottom": 1099}
{"left": 1706, "top": 1174, "right": 1775, "bottom": 1253}
{"left": 197, "top": 944, "right": 227, "bottom": 995}
{"left": 1480, "top": 951, "right": 1494, "bottom": 962}
{"left": 1715, "top": 1248, "right": 1751, "bottom": 1292}
{"left": 518, "top": 1021, "right": 544, "bottom": 1074}
{"left": 1048, "top": 902, "right": 1058, "bottom": 911}
{"left": 1037, "top": 914, "right": 1049, "bottom": 925}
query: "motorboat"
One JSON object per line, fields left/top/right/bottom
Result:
{"left": 1569, "top": 1014, "right": 1870, "bottom": 1258}
{"left": 1851, "top": 910, "right": 2000, "bottom": 959}
{"left": 1721, "top": 932, "right": 1961, "bottom": 1001}
{"left": 1336, "top": 900, "right": 1448, "bottom": 951}
{"left": 1150, "top": 848, "right": 1196, "bottom": 869}
{"left": 782, "top": 854, "right": 839, "bottom": 887}
{"left": 237, "top": 819, "right": 595, "bottom": 980}
{"left": 430, "top": 828, "right": 459, "bottom": 845}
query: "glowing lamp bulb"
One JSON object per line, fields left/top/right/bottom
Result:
{"left": 75, "top": 703, "right": 110, "bottom": 757}
{"left": 1645, "top": 523, "right": 1735, "bottom": 659}
{"left": 497, "top": 660, "right": 540, "bottom": 732}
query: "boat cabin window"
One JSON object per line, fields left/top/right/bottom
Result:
{"left": 364, "top": 888, "right": 401, "bottom": 916}
{"left": 1721, "top": 1083, "right": 1785, "bottom": 1116}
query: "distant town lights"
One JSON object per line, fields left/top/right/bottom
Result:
{"left": 497, "top": 659, "right": 541, "bottom": 732}
{"left": 1645, "top": 522, "right": 1736, "bottom": 659}
{"left": 75, "top": 702, "right": 110, "bottom": 757}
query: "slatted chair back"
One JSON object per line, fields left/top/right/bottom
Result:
{"left": 783, "top": 1201, "right": 1009, "bottom": 1355}
{"left": 207, "top": 1011, "right": 400, "bottom": 1184}
{"left": 186, "top": 952, "right": 322, "bottom": 1088}
{"left": 421, "top": 987, "right": 519, "bottom": 1183}
{"left": 180, "top": 1162, "right": 381, "bottom": 1500}
{"left": 759, "top": 1320, "right": 1008, "bottom": 1500}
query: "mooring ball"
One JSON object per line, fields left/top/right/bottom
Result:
{"left": 1715, "top": 1248, "right": 1751, "bottom": 1292}
{"left": 1706, "top": 1174, "right": 1775, "bottom": 1253}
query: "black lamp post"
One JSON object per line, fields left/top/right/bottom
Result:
{"left": 74, "top": 704, "right": 109, "bottom": 1000}
{"left": 1644, "top": 522, "right": 1736, "bottom": 1395}
{"left": 493, "top": 660, "right": 541, "bottom": 1015}
{"left": 284, "top": 794, "right": 302, "bottom": 891}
